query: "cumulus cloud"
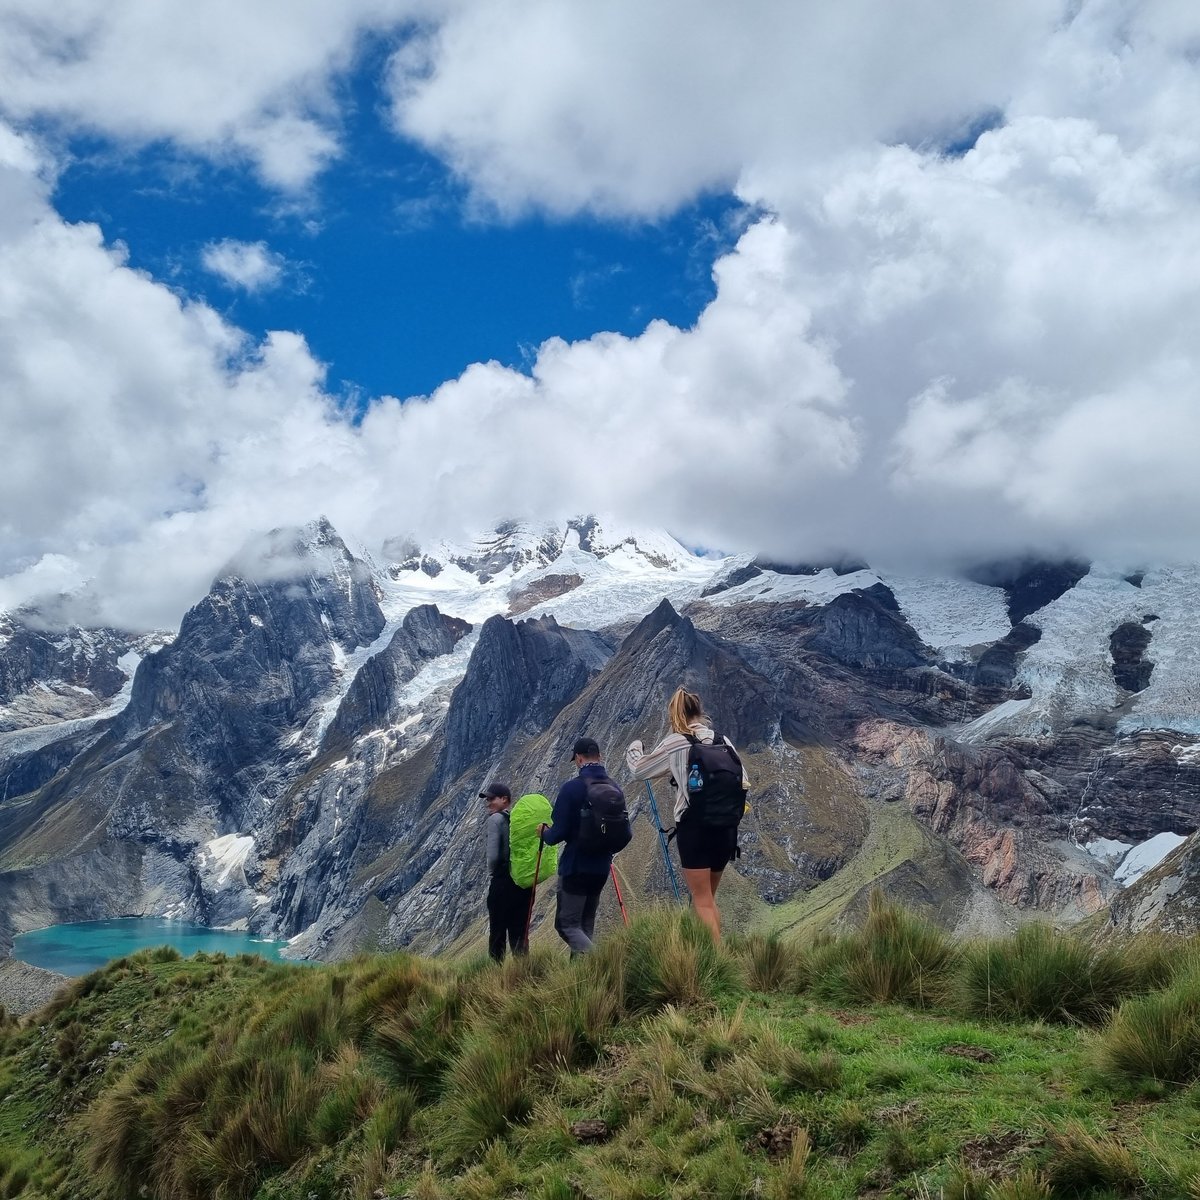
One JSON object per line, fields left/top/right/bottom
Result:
{"left": 3, "top": 1, "right": 1200, "bottom": 629}
{"left": 386, "top": 0, "right": 1056, "bottom": 217}
{"left": 0, "top": 0, "right": 428, "bottom": 188}
{"left": 201, "top": 239, "right": 287, "bottom": 293}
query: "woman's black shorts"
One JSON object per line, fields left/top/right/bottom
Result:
{"left": 674, "top": 818, "right": 738, "bottom": 871}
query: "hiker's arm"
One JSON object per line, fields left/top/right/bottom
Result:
{"left": 485, "top": 814, "right": 503, "bottom": 872}
{"left": 540, "top": 784, "right": 573, "bottom": 845}
{"left": 625, "top": 733, "right": 684, "bottom": 781}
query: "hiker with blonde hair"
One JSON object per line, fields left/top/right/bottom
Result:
{"left": 626, "top": 688, "right": 749, "bottom": 940}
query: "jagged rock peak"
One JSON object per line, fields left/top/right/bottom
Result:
{"left": 634, "top": 597, "right": 685, "bottom": 639}
{"left": 185, "top": 516, "right": 385, "bottom": 655}
{"left": 219, "top": 515, "right": 363, "bottom": 585}
{"left": 384, "top": 515, "right": 698, "bottom": 583}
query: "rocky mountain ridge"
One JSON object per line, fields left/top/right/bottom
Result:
{"left": 2, "top": 516, "right": 1199, "bottom": 962}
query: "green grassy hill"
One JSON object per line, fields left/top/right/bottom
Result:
{"left": 2, "top": 902, "right": 1200, "bottom": 1200}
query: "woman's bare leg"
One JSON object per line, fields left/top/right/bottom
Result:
{"left": 682, "top": 867, "right": 722, "bottom": 941}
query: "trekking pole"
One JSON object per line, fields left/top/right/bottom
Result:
{"left": 609, "top": 865, "right": 629, "bottom": 926}
{"left": 644, "top": 782, "right": 682, "bottom": 902}
{"left": 524, "top": 832, "right": 546, "bottom": 947}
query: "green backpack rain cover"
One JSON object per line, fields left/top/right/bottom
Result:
{"left": 509, "top": 793, "right": 558, "bottom": 887}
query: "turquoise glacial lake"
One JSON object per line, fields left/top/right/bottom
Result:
{"left": 12, "top": 918, "right": 291, "bottom": 977}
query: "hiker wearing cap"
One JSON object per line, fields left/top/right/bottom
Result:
{"left": 626, "top": 688, "right": 749, "bottom": 941}
{"left": 539, "top": 737, "right": 631, "bottom": 956}
{"left": 481, "top": 782, "right": 530, "bottom": 961}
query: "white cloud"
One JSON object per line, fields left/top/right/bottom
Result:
{"left": 201, "top": 239, "right": 286, "bottom": 293}
{"left": 0, "top": 1, "right": 426, "bottom": 188}
{"left": 4, "top": 2, "right": 1200, "bottom": 629}
{"left": 386, "top": 0, "right": 1056, "bottom": 217}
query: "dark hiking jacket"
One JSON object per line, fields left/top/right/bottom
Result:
{"left": 542, "top": 762, "right": 616, "bottom": 879}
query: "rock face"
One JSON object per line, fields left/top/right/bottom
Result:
{"left": 3, "top": 518, "right": 1200, "bottom": 962}
{"left": 321, "top": 605, "right": 471, "bottom": 753}
{"left": 269, "top": 610, "right": 616, "bottom": 952}
{"left": 0, "top": 616, "right": 161, "bottom": 731}
{"left": 0, "top": 518, "right": 388, "bottom": 952}
{"left": 1110, "top": 621, "right": 1154, "bottom": 692}
{"left": 971, "top": 559, "right": 1092, "bottom": 624}
{"left": 1107, "top": 831, "right": 1200, "bottom": 934}
{"left": 0, "top": 618, "right": 128, "bottom": 711}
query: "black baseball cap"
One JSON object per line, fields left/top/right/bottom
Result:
{"left": 479, "top": 782, "right": 511, "bottom": 800}
{"left": 570, "top": 737, "right": 600, "bottom": 759}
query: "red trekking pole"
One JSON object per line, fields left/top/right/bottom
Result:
{"left": 609, "top": 864, "right": 629, "bottom": 926}
{"left": 524, "top": 833, "right": 546, "bottom": 947}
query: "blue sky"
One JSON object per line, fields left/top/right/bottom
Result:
{"left": 50, "top": 58, "right": 747, "bottom": 408}
{"left": 2, "top": 3, "right": 1200, "bottom": 627}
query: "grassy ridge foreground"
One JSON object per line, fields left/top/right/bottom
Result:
{"left": 2, "top": 900, "right": 1200, "bottom": 1199}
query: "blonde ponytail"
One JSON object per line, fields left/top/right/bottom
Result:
{"left": 667, "top": 687, "right": 707, "bottom": 736}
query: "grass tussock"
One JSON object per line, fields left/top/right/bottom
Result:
{"left": 583, "top": 907, "right": 741, "bottom": 1013}
{"left": 961, "top": 923, "right": 1166, "bottom": 1024}
{"left": 803, "top": 890, "right": 959, "bottom": 1007}
{"left": 6, "top": 902, "right": 1200, "bottom": 1199}
{"left": 730, "top": 931, "right": 803, "bottom": 992}
{"left": 1098, "top": 968, "right": 1200, "bottom": 1085}
{"left": 1044, "top": 1121, "right": 1143, "bottom": 1196}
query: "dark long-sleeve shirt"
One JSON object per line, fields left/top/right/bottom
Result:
{"left": 542, "top": 762, "right": 616, "bottom": 878}
{"left": 485, "top": 810, "right": 510, "bottom": 876}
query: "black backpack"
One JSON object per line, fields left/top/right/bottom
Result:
{"left": 575, "top": 773, "right": 633, "bottom": 855}
{"left": 684, "top": 733, "right": 747, "bottom": 829}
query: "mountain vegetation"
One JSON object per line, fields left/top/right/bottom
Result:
{"left": 2, "top": 901, "right": 1200, "bottom": 1200}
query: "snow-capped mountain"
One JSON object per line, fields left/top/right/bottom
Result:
{"left": 2, "top": 516, "right": 1199, "bottom": 965}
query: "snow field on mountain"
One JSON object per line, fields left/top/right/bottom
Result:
{"left": 380, "top": 524, "right": 718, "bottom": 633}
{"left": 1113, "top": 832, "right": 1189, "bottom": 887}
{"left": 1018, "top": 569, "right": 1147, "bottom": 721}
{"left": 1117, "top": 567, "right": 1200, "bottom": 736}
{"left": 395, "top": 629, "right": 481, "bottom": 709}
{"left": 882, "top": 574, "right": 1012, "bottom": 660}
{"left": 200, "top": 834, "right": 255, "bottom": 886}
{"left": 951, "top": 566, "right": 1200, "bottom": 739}
{"left": 707, "top": 562, "right": 1012, "bottom": 661}
{"left": 380, "top": 535, "right": 1200, "bottom": 742}
{"left": 1027, "top": 566, "right": 1200, "bottom": 736}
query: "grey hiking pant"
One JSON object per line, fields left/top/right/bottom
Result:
{"left": 554, "top": 873, "right": 607, "bottom": 955}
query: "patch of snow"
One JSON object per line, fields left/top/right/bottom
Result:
{"left": 947, "top": 565, "right": 1199, "bottom": 740}
{"left": 882, "top": 575, "right": 1012, "bottom": 661}
{"left": 201, "top": 834, "right": 255, "bottom": 886}
{"left": 307, "top": 617, "right": 403, "bottom": 746}
{"left": 1017, "top": 568, "right": 1143, "bottom": 720}
{"left": 707, "top": 566, "right": 880, "bottom": 609}
{"left": 96, "top": 652, "right": 145, "bottom": 718}
{"left": 396, "top": 629, "right": 481, "bottom": 709}
{"left": 525, "top": 541, "right": 718, "bottom": 627}
{"left": 1114, "top": 832, "right": 1189, "bottom": 887}
{"left": 0, "top": 716, "right": 101, "bottom": 761}
{"left": 1120, "top": 566, "right": 1200, "bottom": 735}
{"left": 1084, "top": 837, "right": 1133, "bottom": 865}
{"left": 957, "top": 698, "right": 1039, "bottom": 743}
{"left": 381, "top": 519, "right": 722, "bottom": 632}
